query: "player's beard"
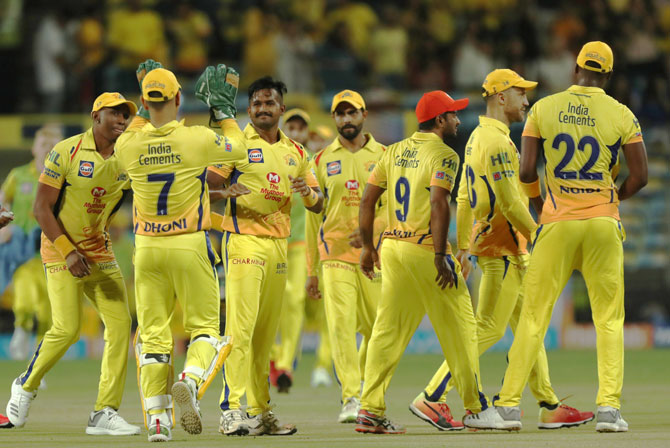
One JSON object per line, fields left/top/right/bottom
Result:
{"left": 338, "top": 123, "right": 362, "bottom": 141}
{"left": 253, "top": 113, "right": 278, "bottom": 131}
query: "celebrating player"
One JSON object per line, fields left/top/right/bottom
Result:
{"left": 6, "top": 93, "right": 140, "bottom": 436}
{"left": 305, "top": 90, "right": 386, "bottom": 423}
{"left": 494, "top": 41, "right": 648, "bottom": 433}
{"left": 2, "top": 125, "right": 62, "bottom": 361}
{"left": 203, "top": 72, "right": 323, "bottom": 436}
{"left": 411, "top": 70, "right": 593, "bottom": 431}
{"left": 355, "top": 91, "right": 509, "bottom": 434}
{"left": 115, "top": 63, "right": 239, "bottom": 442}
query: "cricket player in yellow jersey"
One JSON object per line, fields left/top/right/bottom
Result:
{"left": 2, "top": 126, "right": 62, "bottom": 360}
{"left": 413, "top": 70, "right": 593, "bottom": 431}
{"left": 203, "top": 73, "right": 323, "bottom": 436}
{"left": 495, "top": 42, "right": 648, "bottom": 433}
{"left": 356, "top": 91, "right": 510, "bottom": 434}
{"left": 269, "top": 108, "right": 333, "bottom": 393}
{"left": 6, "top": 93, "right": 140, "bottom": 436}
{"left": 115, "top": 63, "right": 241, "bottom": 442}
{"left": 305, "top": 90, "right": 386, "bottom": 423}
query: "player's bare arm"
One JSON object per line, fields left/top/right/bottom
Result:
{"left": 207, "top": 170, "right": 250, "bottom": 202}
{"left": 33, "top": 183, "right": 90, "bottom": 278}
{"left": 618, "top": 141, "right": 648, "bottom": 201}
{"left": 359, "top": 183, "right": 384, "bottom": 279}
{"left": 520, "top": 135, "right": 544, "bottom": 216}
{"left": 430, "top": 185, "right": 455, "bottom": 289}
{"left": 289, "top": 175, "right": 324, "bottom": 213}
{"left": 305, "top": 276, "right": 321, "bottom": 300}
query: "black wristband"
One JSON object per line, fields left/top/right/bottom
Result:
{"left": 435, "top": 252, "right": 446, "bottom": 256}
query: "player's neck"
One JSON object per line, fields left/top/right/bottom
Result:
{"left": 485, "top": 107, "right": 510, "bottom": 128}
{"left": 338, "top": 132, "right": 367, "bottom": 153}
{"left": 149, "top": 112, "right": 177, "bottom": 129}
{"left": 92, "top": 130, "right": 115, "bottom": 159}
{"left": 253, "top": 123, "right": 280, "bottom": 144}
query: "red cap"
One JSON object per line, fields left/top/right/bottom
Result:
{"left": 415, "top": 91, "right": 469, "bottom": 123}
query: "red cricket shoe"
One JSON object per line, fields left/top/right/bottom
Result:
{"left": 538, "top": 402, "right": 594, "bottom": 429}
{"left": 409, "top": 393, "right": 464, "bottom": 431}
{"left": 269, "top": 360, "right": 279, "bottom": 387}
{"left": 355, "top": 409, "right": 406, "bottom": 434}
{"left": 276, "top": 369, "right": 293, "bottom": 393}
{"left": 0, "top": 413, "right": 13, "bottom": 429}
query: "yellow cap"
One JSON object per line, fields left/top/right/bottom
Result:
{"left": 331, "top": 89, "right": 365, "bottom": 112}
{"left": 92, "top": 92, "right": 138, "bottom": 115}
{"left": 284, "top": 108, "right": 311, "bottom": 125}
{"left": 142, "top": 68, "right": 181, "bottom": 102}
{"left": 482, "top": 69, "right": 538, "bottom": 97}
{"left": 577, "top": 41, "right": 613, "bottom": 73}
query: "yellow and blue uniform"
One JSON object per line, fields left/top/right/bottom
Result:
{"left": 209, "top": 123, "right": 318, "bottom": 416}
{"left": 1, "top": 162, "right": 51, "bottom": 340}
{"left": 115, "top": 118, "right": 243, "bottom": 409}
{"left": 422, "top": 116, "right": 558, "bottom": 405}
{"left": 360, "top": 131, "right": 487, "bottom": 416}
{"left": 305, "top": 134, "right": 386, "bottom": 402}
{"left": 497, "top": 85, "right": 643, "bottom": 409}
{"left": 20, "top": 129, "right": 132, "bottom": 412}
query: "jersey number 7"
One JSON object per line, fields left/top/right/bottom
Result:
{"left": 148, "top": 173, "right": 175, "bottom": 216}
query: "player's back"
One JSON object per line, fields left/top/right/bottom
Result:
{"left": 116, "top": 120, "right": 235, "bottom": 236}
{"left": 524, "top": 85, "right": 643, "bottom": 223}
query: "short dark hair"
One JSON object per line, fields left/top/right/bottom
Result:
{"left": 248, "top": 76, "right": 288, "bottom": 101}
{"left": 418, "top": 112, "right": 447, "bottom": 130}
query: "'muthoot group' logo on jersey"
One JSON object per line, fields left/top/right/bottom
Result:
{"left": 327, "top": 160, "right": 341, "bottom": 176}
{"left": 266, "top": 172, "right": 281, "bottom": 183}
{"left": 345, "top": 179, "right": 359, "bottom": 190}
{"left": 78, "top": 161, "right": 95, "bottom": 178}
{"left": 248, "top": 148, "right": 264, "bottom": 163}
{"left": 91, "top": 186, "right": 106, "bottom": 198}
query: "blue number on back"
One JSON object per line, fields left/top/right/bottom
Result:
{"left": 394, "top": 176, "right": 410, "bottom": 222}
{"left": 552, "top": 133, "right": 577, "bottom": 180}
{"left": 577, "top": 136, "right": 603, "bottom": 180}
{"left": 552, "top": 133, "right": 604, "bottom": 181}
{"left": 148, "top": 173, "right": 175, "bottom": 215}
{"left": 465, "top": 165, "right": 477, "bottom": 207}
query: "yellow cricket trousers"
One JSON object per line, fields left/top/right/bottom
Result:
{"left": 360, "top": 239, "right": 486, "bottom": 416}
{"left": 134, "top": 232, "right": 221, "bottom": 402}
{"left": 423, "top": 255, "right": 558, "bottom": 405}
{"left": 20, "top": 260, "right": 131, "bottom": 411}
{"left": 497, "top": 217, "right": 625, "bottom": 408}
{"left": 221, "top": 232, "right": 287, "bottom": 416}
{"left": 12, "top": 256, "right": 51, "bottom": 338}
{"left": 322, "top": 260, "right": 379, "bottom": 401}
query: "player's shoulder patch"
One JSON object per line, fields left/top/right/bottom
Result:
{"left": 288, "top": 137, "right": 305, "bottom": 158}
{"left": 313, "top": 148, "right": 327, "bottom": 167}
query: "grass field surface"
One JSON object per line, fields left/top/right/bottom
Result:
{"left": 0, "top": 349, "right": 668, "bottom": 447}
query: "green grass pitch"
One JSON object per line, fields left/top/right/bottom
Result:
{"left": 0, "top": 349, "right": 668, "bottom": 447}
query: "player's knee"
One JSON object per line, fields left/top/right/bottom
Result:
{"left": 50, "top": 323, "right": 80, "bottom": 345}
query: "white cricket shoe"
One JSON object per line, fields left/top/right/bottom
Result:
{"left": 172, "top": 377, "right": 202, "bottom": 434}
{"left": 220, "top": 409, "right": 258, "bottom": 436}
{"left": 249, "top": 410, "right": 297, "bottom": 435}
{"left": 85, "top": 407, "right": 140, "bottom": 435}
{"left": 338, "top": 397, "right": 360, "bottom": 423}
{"left": 464, "top": 406, "right": 522, "bottom": 430}
{"left": 6, "top": 377, "right": 36, "bottom": 428}
{"left": 596, "top": 406, "right": 628, "bottom": 432}
{"left": 9, "top": 328, "right": 30, "bottom": 360}
{"left": 311, "top": 367, "right": 332, "bottom": 388}
{"left": 148, "top": 414, "right": 172, "bottom": 442}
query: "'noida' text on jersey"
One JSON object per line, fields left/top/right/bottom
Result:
{"left": 523, "top": 85, "right": 643, "bottom": 223}
{"left": 368, "top": 132, "right": 459, "bottom": 252}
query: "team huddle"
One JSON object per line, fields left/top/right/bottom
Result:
{"left": 1, "top": 40, "right": 647, "bottom": 441}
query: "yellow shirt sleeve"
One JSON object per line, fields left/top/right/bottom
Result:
{"left": 1, "top": 168, "right": 17, "bottom": 204}
{"left": 38, "top": 144, "right": 71, "bottom": 190}
{"left": 522, "top": 103, "right": 541, "bottom": 138}
{"left": 485, "top": 144, "right": 537, "bottom": 241}
{"left": 208, "top": 119, "right": 246, "bottom": 178}
{"left": 305, "top": 159, "right": 323, "bottom": 276}
{"left": 127, "top": 115, "right": 149, "bottom": 132}
{"left": 455, "top": 163, "right": 473, "bottom": 251}
{"left": 430, "top": 151, "right": 458, "bottom": 193}
{"left": 621, "top": 105, "right": 643, "bottom": 145}
{"left": 367, "top": 150, "right": 388, "bottom": 189}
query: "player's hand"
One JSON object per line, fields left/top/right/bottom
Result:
{"left": 222, "top": 183, "right": 251, "bottom": 199}
{"left": 289, "top": 175, "right": 311, "bottom": 197}
{"left": 360, "top": 244, "right": 380, "bottom": 280}
{"left": 66, "top": 250, "right": 91, "bottom": 278}
{"left": 348, "top": 228, "right": 362, "bottom": 248}
{"left": 455, "top": 249, "right": 472, "bottom": 281}
{"left": 0, "top": 206, "right": 14, "bottom": 229}
{"left": 305, "top": 276, "right": 321, "bottom": 299}
{"left": 434, "top": 254, "right": 455, "bottom": 289}
{"left": 136, "top": 59, "right": 163, "bottom": 120}
{"left": 195, "top": 64, "right": 239, "bottom": 123}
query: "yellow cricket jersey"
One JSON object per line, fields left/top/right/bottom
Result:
{"left": 38, "top": 128, "right": 130, "bottom": 263}
{"left": 115, "top": 119, "right": 244, "bottom": 237}
{"left": 305, "top": 134, "right": 387, "bottom": 275}
{"left": 208, "top": 123, "right": 319, "bottom": 239}
{"left": 367, "top": 131, "right": 459, "bottom": 253}
{"left": 523, "top": 85, "right": 643, "bottom": 224}
{"left": 456, "top": 116, "right": 536, "bottom": 257}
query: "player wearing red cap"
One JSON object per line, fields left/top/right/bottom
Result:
{"left": 354, "top": 91, "right": 510, "bottom": 434}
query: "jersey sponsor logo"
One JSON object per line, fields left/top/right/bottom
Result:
{"left": 231, "top": 257, "right": 265, "bottom": 266}
{"left": 248, "top": 148, "right": 264, "bottom": 163}
{"left": 266, "top": 172, "right": 281, "bottom": 183}
{"left": 435, "top": 171, "right": 445, "bottom": 180}
{"left": 284, "top": 154, "right": 297, "bottom": 166}
{"left": 214, "top": 134, "right": 222, "bottom": 146}
{"left": 48, "top": 265, "right": 68, "bottom": 274}
{"left": 327, "top": 160, "right": 341, "bottom": 176}
{"left": 490, "top": 152, "right": 510, "bottom": 167}
{"left": 43, "top": 167, "right": 60, "bottom": 180}
{"left": 47, "top": 150, "right": 61, "bottom": 167}
{"left": 91, "top": 186, "right": 107, "bottom": 197}
{"left": 442, "top": 158, "right": 457, "bottom": 170}
{"left": 493, "top": 170, "right": 514, "bottom": 181}
{"left": 78, "top": 161, "right": 95, "bottom": 178}
{"left": 365, "top": 161, "right": 376, "bottom": 172}
{"left": 345, "top": 179, "right": 359, "bottom": 190}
